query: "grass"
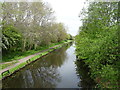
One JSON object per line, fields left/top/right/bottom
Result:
{"left": 2, "top": 46, "right": 48, "bottom": 62}
{"left": 0, "top": 62, "right": 28, "bottom": 79}
{"left": 0, "top": 40, "right": 73, "bottom": 79}
{"left": 2, "top": 40, "right": 72, "bottom": 62}
{"left": 1, "top": 61, "right": 18, "bottom": 70}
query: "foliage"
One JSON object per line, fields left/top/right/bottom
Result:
{"left": 2, "top": 1, "right": 70, "bottom": 61}
{"left": 2, "top": 24, "right": 21, "bottom": 50}
{"left": 2, "top": 40, "right": 71, "bottom": 62}
{"left": 67, "top": 34, "right": 73, "bottom": 40}
{"left": 75, "top": 2, "right": 119, "bottom": 88}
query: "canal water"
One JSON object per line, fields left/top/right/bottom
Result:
{"left": 2, "top": 43, "right": 95, "bottom": 88}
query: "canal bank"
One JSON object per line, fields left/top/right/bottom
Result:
{"left": 2, "top": 42, "right": 80, "bottom": 88}
{"left": 0, "top": 40, "right": 73, "bottom": 80}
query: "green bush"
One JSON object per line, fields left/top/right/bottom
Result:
{"left": 75, "top": 2, "right": 119, "bottom": 88}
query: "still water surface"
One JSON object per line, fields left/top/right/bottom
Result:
{"left": 2, "top": 43, "right": 88, "bottom": 88}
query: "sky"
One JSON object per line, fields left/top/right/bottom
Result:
{"left": 43, "top": 0, "right": 87, "bottom": 36}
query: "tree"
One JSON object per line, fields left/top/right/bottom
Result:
{"left": 2, "top": 1, "right": 68, "bottom": 56}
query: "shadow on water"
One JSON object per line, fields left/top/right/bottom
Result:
{"left": 75, "top": 60, "right": 96, "bottom": 88}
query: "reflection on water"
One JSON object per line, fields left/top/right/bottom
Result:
{"left": 75, "top": 60, "right": 96, "bottom": 88}
{"left": 2, "top": 42, "right": 95, "bottom": 88}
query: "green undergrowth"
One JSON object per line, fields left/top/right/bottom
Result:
{"left": 75, "top": 2, "right": 119, "bottom": 88}
{"left": 2, "top": 40, "right": 72, "bottom": 62}
{"left": 2, "top": 47, "right": 48, "bottom": 62}
{"left": 75, "top": 25, "right": 119, "bottom": 88}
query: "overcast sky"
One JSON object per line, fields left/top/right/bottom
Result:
{"left": 43, "top": 0, "right": 87, "bottom": 36}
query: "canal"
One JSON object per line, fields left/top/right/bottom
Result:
{"left": 2, "top": 42, "right": 95, "bottom": 88}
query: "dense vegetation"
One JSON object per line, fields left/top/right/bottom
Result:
{"left": 75, "top": 2, "right": 120, "bottom": 88}
{"left": 1, "top": 1, "right": 71, "bottom": 62}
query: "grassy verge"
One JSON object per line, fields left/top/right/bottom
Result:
{"left": 1, "top": 61, "right": 18, "bottom": 70}
{"left": 2, "top": 40, "right": 72, "bottom": 62}
{"left": 0, "top": 40, "right": 73, "bottom": 79}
